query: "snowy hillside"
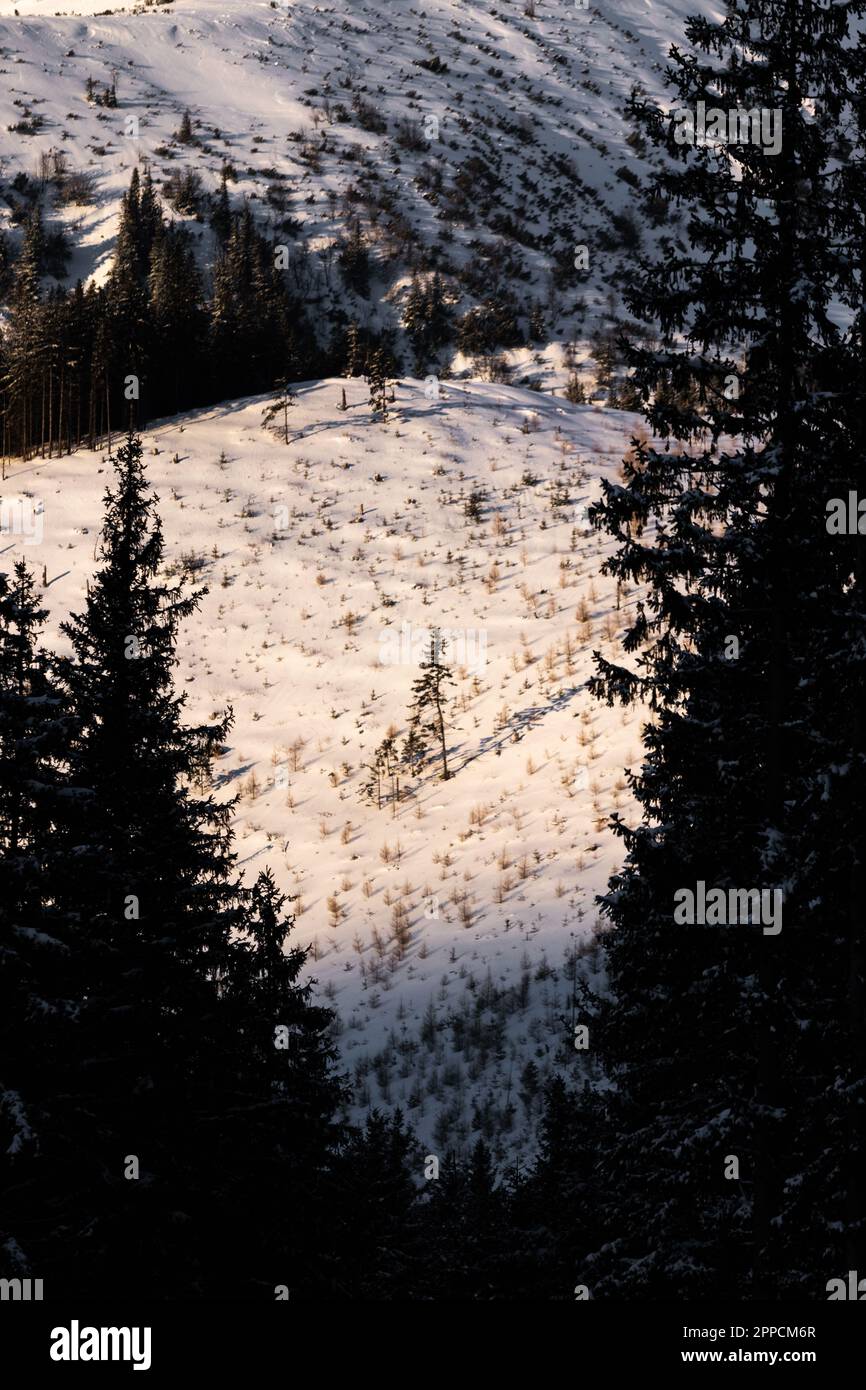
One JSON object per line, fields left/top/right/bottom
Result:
{"left": 0, "top": 0, "right": 716, "bottom": 377}
{"left": 3, "top": 378, "right": 649, "bottom": 1157}
{"left": 0, "top": 0, "right": 712, "bottom": 1158}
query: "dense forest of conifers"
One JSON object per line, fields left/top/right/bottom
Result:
{"left": 0, "top": 162, "right": 504, "bottom": 462}
{"left": 0, "top": 167, "right": 324, "bottom": 461}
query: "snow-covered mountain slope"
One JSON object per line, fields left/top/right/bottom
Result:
{"left": 3, "top": 378, "right": 649, "bottom": 1158}
{"left": 0, "top": 0, "right": 715, "bottom": 370}
{"left": 0, "top": 0, "right": 716, "bottom": 1157}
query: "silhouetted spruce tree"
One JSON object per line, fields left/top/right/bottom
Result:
{"left": 509, "top": 1076, "right": 606, "bottom": 1299}
{"left": 781, "top": 28, "right": 866, "bottom": 1291}
{"left": 0, "top": 563, "right": 82, "bottom": 1286}
{"left": 328, "top": 1110, "right": 419, "bottom": 1297}
{"left": 584, "top": 0, "right": 866, "bottom": 1299}
{"left": 403, "top": 272, "right": 453, "bottom": 371}
{"left": 209, "top": 206, "right": 294, "bottom": 398}
{"left": 50, "top": 430, "right": 241, "bottom": 1295}
{"left": 211, "top": 867, "right": 345, "bottom": 1296}
{"left": 137, "top": 168, "right": 163, "bottom": 268}
{"left": 87, "top": 287, "right": 114, "bottom": 446}
{"left": 42, "top": 432, "right": 345, "bottom": 1296}
{"left": 418, "top": 1140, "right": 511, "bottom": 1298}
{"left": 175, "top": 109, "right": 194, "bottom": 144}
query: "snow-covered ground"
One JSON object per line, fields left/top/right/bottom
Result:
{"left": 3, "top": 378, "right": 649, "bottom": 1157}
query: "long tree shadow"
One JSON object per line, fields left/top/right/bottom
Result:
{"left": 213, "top": 760, "right": 255, "bottom": 790}
{"left": 410, "top": 683, "right": 587, "bottom": 809}
{"left": 453, "top": 682, "right": 586, "bottom": 775}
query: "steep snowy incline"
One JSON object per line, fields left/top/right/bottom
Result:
{"left": 3, "top": 378, "right": 650, "bottom": 1158}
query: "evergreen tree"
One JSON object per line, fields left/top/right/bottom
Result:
{"left": 403, "top": 272, "right": 453, "bottom": 370}
{"left": 175, "top": 109, "right": 194, "bottom": 144}
{"left": 0, "top": 227, "right": 11, "bottom": 301}
{"left": 456, "top": 292, "right": 522, "bottom": 355}
{"left": 528, "top": 300, "right": 546, "bottom": 343}
{"left": 106, "top": 171, "right": 152, "bottom": 429}
{"left": 512, "top": 1076, "right": 606, "bottom": 1299}
{"left": 345, "top": 319, "right": 366, "bottom": 377}
{"left": 366, "top": 347, "right": 390, "bottom": 423}
{"left": 261, "top": 371, "right": 297, "bottom": 445}
{"left": 209, "top": 170, "right": 232, "bottom": 244}
{"left": 0, "top": 563, "right": 81, "bottom": 1286}
{"left": 409, "top": 629, "right": 455, "bottom": 781}
{"left": 208, "top": 207, "right": 299, "bottom": 400}
{"left": 584, "top": 0, "right": 866, "bottom": 1298}
{"left": 2, "top": 438, "right": 345, "bottom": 1297}
{"left": 401, "top": 720, "right": 427, "bottom": 777}
{"left": 47, "top": 431, "right": 241, "bottom": 1294}
{"left": 1, "top": 208, "right": 45, "bottom": 458}
{"left": 338, "top": 219, "right": 371, "bottom": 297}
{"left": 213, "top": 867, "right": 344, "bottom": 1295}
{"left": 415, "top": 1140, "right": 511, "bottom": 1298}
{"left": 328, "top": 1110, "right": 419, "bottom": 1297}
{"left": 518, "top": 1060, "right": 540, "bottom": 1115}
{"left": 564, "top": 371, "right": 587, "bottom": 404}
{"left": 137, "top": 167, "right": 163, "bottom": 266}
{"left": 147, "top": 223, "right": 206, "bottom": 417}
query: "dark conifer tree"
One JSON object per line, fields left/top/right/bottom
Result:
{"left": 46, "top": 431, "right": 241, "bottom": 1294}
{"left": 209, "top": 170, "right": 232, "bottom": 245}
{"left": 0, "top": 227, "right": 11, "bottom": 301}
{"left": 175, "top": 109, "right": 194, "bottom": 144}
{"left": 0, "top": 563, "right": 82, "bottom": 1286}
{"left": 403, "top": 272, "right": 453, "bottom": 371}
{"left": 210, "top": 867, "right": 344, "bottom": 1295}
{"left": 1, "top": 208, "right": 44, "bottom": 458}
{"left": 2, "top": 437, "right": 345, "bottom": 1297}
{"left": 106, "top": 171, "right": 152, "bottom": 429}
{"left": 584, "top": 0, "right": 866, "bottom": 1299}
{"left": 210, "top": 206, "right": 292, "bottom": 398}
{"left": 344, "top": 319, "right": 366, "bottom": 377}
{"left": 148, "top": 223, "right": 206, "bottom": 416}
{"left": 366, "top": 346, "right": 389, "bottom": 422}
{"left": 137, "top": 167, "right": 163, "bottom": 267}
{"left": 328, "top": 1110, "right": 419, "bottom": 1297}
{"left": 401, "top": 720, "right": 427, "bottom": 778}
{"left": 338, "top": 219, "right": 371, "bottom": 297}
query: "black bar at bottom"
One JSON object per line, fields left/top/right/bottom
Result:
{"left": 1, "top": 1299, "right": 862, "bottom": 1375}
